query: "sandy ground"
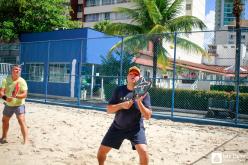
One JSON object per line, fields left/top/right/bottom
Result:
{"left": 0, "top": 102, "right": 247, "bottom": 165}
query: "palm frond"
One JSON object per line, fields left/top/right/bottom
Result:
{"left": 93, "top": 20, "right": 111, "bottom": 33}
{"left": 105, "top": 22, "right": 142, "bottom": 35}
{"left": 157, "top": 45, "right": 169, "bottom": 70}
{"left": 148, "top": 24, "right": 168, "bottom": 34}
{"left": 167, "top": 16, "right": 206, "bottom": 32}
{"left": 163, "top": 0, "right": 184, "bottom": 21}
{"left": 156, "top": 0, "right": 169, "bottom": 12}
{"left": 108, "top": 35, "right": 147, "bottom": 55}
{"left": 115, "top": 7, "right": 140, "bottom": 23}
{"left": 176, "top": 37, "right": 208, "bottom": 56}
{"left": 143, "top": 0, "right": 162, "bottom": 24}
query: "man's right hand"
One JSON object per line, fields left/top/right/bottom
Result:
{"left": 6, "top": 97, "right": 14, "bottom": 102}
{"left": 121, "top": 100, "right": 134, "bottom": 109}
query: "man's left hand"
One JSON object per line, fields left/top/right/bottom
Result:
{"left": 135, "top": 93, "right": 147, "bottom": 103}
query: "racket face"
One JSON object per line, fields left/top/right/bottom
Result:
{"left": 134, "top": 77, "right": 151, "bottom": 97}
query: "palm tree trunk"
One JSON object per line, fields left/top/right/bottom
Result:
{"left": 152, "top": 38, "right": 160, "bottom": 87}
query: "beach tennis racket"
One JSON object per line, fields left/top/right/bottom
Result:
{"left": 133, "top": 77, "right": 151, "bottom": 99}
{"left": 12, "top": 82, "right": 20, "bottom": 97}
{"left": 1, "top": 83, "right": 19, "bottom": 101}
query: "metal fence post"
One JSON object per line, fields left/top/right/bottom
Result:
{"left": 45, "top": 40, "right": 50, "bottom": 103}
{"left": 77, "top": 39, "right": 83, "bottom": 106}
{"left": 119, "top": 36, "right": 124, "bottom": 85}
{"left": 171, "top": 32, "right": 177, "bottom": 118}
{"left": 233, "top": 0, "right": 243, "bottom": 124}
{"left": 90, "top": 64, "right": 94, "bottom": 99}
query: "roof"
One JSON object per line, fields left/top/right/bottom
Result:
{"left": 133, "top": 53, "right": 248, "bottom": 77}
{"left": 20, "top": 27, "right": 116, "bottom": 42}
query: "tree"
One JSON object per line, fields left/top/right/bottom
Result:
{"left": 93, "top": 20, "right": 111, "bottom": 32}
{"left": 100, "top": 51, "right": 134, "bottom": 76}
{"left": 104, "top": 0, "right": 207, "bottom": 86}
{"left": 0, "top": 0, "right": 82, "bottom": 42}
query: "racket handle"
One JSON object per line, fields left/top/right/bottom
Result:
{"left": 2, "top": 95, "right": 7, "bottom": 101}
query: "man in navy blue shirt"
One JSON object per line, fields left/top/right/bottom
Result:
{"left": 97, "top": 66, "right": 152, "bottom": 165}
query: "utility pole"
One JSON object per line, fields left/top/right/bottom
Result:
{"left": 233, "top": 0, "right": 243, "bottom": 123}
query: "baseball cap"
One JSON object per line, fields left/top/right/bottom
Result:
{"left": 128, "top": 66, "right": 140, "bottom": 75}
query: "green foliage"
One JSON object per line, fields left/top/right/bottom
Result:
{"left": 103, "top": 86, "right": 248, "bottom": 114}
{"left": 93, "top": 20, "right": 111, "bottom": 33}
{"left": 0, "top": 0, "right": 82, "bottom": 42}
{"left": 238, "top": 93, "right": 248, "bottom": 113}
{"left": 148, "top": 88, "right": 244, "bottom": 111}
{"left": 99, "top": 51, "right": 135, "bottom": 77}
{"left": 103, "top": 83, "right": 117, "bottom": 101}
{"left": 104, "top": 0, "right": 207, "bottom": 85}
{"left": 210, "top": 85, "right": 248, "bottom": 93}
{"left": 0, "top": 21, "right": 17, "bottom": 42}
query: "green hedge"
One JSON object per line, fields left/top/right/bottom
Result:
{"left": 104, "top": 85, "right": 248, "bottom": 114}
{"left": 210, "top": 85, "right": 248, "bottom": 93}
{"left": 103, "top": 83, "right": 118, "bottom": 101}
{"left": 230, "top": 93, "right": 248, "bottom": 114}
{"left": 149, "top": 88, "right": 230, "bottom": 111}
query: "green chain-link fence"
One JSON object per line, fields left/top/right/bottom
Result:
{"left": 18, "top": 29, "right": 248, "bottom": 126}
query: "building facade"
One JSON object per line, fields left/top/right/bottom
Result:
{"left": 20, "top": 28, "right": 120, "bottom": 97}
{"left": 215, "top": 0, "right": 246, "bottom": 30}
{"left": 70, "top": 0, "right": 134, "bottom": 27}
{"left": 70, "top": 0, "right": 206, "bottom": 29}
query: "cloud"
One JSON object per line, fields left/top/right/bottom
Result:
{"left": 204, "top": 10, "right": 216, "bottom": 46}
{"left": 205, "top": 10, "right": 215, "bottom": 30}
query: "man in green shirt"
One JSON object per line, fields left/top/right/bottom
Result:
{"left": 0, "top": 64, "right": 28, "bottom": 144}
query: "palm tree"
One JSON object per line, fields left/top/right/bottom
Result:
{"left": 104, "top": 0, "right": 207, "bottom": 86}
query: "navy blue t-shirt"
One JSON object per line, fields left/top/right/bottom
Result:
{"left": 108, "top": 85, "right": 151, "bottom": 130}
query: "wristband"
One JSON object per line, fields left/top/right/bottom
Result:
{"left": 2, "top": 95, "right": 7, "bottom": 101}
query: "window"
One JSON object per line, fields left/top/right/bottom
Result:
{"left": 77, "top": 4, "right": 83, "bottom": 12}
{"left": 116, "top": 0, "right": 130, "bottom": 3}
{"left": 186, "top": 4, "right": 191, "bottom": 10}
{"left": 26, "top": 63, "right": 44, "bottom": 82}
{"left": 85, "top": 14, "right": 99, "bottom": 22}
{"left": 102, "top": 0, "right": 115, "bottom": 5}
{"left": 86, "top": 0, "right": 100, "bottom": 7}
{"left": 114, "top": 13, "right": 129, "bottom": 20}
{"left": 104, "top": 12, "right": 110, "bottom": 20}
{"left": 49, "top": 63, "right": 70, "bottom": 83}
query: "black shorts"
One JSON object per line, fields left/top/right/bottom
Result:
{"left": 101, "top": 124, "right": 147, "bottom": 150}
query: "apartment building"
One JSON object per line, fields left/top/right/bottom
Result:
{"left": 203, "top": 20, "right": 248, "bottom": 67}
{"left": 70, "top": 0, "right": 134, "bottom": 27}
{"left": 70, "top": 0, "right": 206, "bottom": 29}
{"left": 215, "top": 0, "right": 246, "bottom": 30}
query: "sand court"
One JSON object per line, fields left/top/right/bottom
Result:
{"left": 0, "top": 102, "right": 247, "bottom": 165}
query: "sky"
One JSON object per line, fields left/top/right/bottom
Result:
{"left": 205, "top": 0, "right": 216, "bottom": 30}
{"left": 205, "top": 0, "right": 215, "bottom": 15}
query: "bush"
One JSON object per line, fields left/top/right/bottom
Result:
{"left": 103, "top": 83, "right": 117, "bottom": 101}
{"left": 149, "top": 88, "right": 230, "bottom": 111}
{"left": 210, "top": 85, "right": 248, "bottom": 93}
{"left": 104, "top": 86, "right": 248, "bottom": 114}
